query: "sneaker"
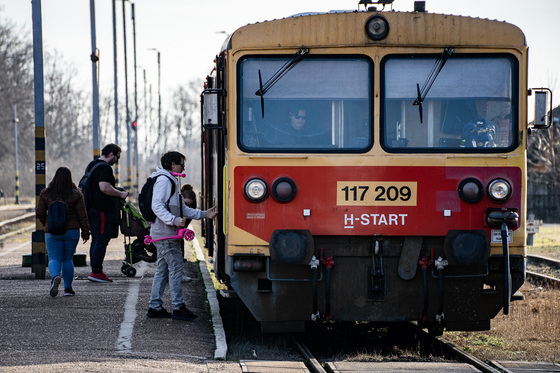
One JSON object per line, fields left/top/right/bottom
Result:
{"left": 181, "top": 275, "right": 192, "bottom": 283}
{"left": 146, "top": 307, "right": 172, "bottom": 318}
{"left": 88, "top": 271, "right": 113, "bottom": 283}
{"left": 50, "top": 276, "right": 61, "bottom": 297}
{"left": 64, "top": 288, "right": 75, "bottom": 296}
{"left": 172, "top": 304, "right": 198, "bottom": 321}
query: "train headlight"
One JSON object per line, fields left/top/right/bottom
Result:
{"left": 272, "top": 177, "right": 297, "bottom": 202}
{"left": 487, "top": 179, "right": 512, "bottom": 202}
{"left": 458, "top": 178, "right": 483, "bottom": 203}
{"left": 365, "top": 15, "right": 389, "bottom": 41}
{"left": 244, "top": 178, "right": 268, "bottom": 202}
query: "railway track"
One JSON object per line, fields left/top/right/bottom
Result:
{"left": 284, "top": 323, "right": 501, "bottom": 373}
{"left": 527, "top": 254, "right": 560, "bottom": 287}
{"left": 0, "top": 206, "right": 36, "bottom": 241}
{"left": 221, "top": 253, "right": 560, "bottom": 372}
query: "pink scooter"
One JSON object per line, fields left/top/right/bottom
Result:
{"left": 144, "top": 228, "right": 195, "bottom": 245}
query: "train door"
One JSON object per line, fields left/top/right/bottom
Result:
{"left": 201, "top": 55, "right": 228, "bottom": 283}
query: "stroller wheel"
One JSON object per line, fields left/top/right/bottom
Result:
{"left": 125, "top": 266, "right": 137, "bottom": 277}
{"left": 121, "top": 263, "right": 129, "bottom": 274}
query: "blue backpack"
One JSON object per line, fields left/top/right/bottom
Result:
{"left": 48, "top": 194, "right": 70, "bottom": 235}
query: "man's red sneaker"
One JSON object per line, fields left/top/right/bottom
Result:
{"left": 88, "top": 271, "right": 113, "bottom": 283}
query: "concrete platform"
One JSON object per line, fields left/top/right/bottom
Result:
{"left": 492, "top": 361, "right": 560, "bottom": 372}
{"left": 0, "top": 230, "right": 241, "bottom": 373}
{"left": 240, "top": 360, "right": 309, "bottom": 372}
{"left": 326, "top": 361, "right": 481, "bottom": 372}
{"left": 2, "top": 228, "right": 554, "bottom": 373}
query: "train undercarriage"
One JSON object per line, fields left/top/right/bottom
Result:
{"left": 222, "top": 234, "right": 525, "bottom": 334}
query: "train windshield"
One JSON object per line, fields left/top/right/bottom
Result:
{"left": 382, "top": 55, "right": 517, "bottom": 152}
{"left": 238, "top": 56, "right": 372, "bottom": 153}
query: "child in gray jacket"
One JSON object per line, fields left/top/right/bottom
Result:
{"left": 146, "top": 151, "right": 217, "bottom": 321}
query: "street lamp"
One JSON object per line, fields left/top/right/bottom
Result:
{"left": 148, "top": 48, "right": 161, "bottom": 163}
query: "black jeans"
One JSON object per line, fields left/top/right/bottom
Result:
{"left": 88, "top": 208, "right": 119, "bottom": 273}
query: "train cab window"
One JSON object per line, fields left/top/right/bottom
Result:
{"left": 381, "top": 55, "right": 517, "bottom": 152}
{"left": 238, "top": 56, "right": 372, "bottom": 153}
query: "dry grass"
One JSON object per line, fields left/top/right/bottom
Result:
{"left": 446, "top": 224, "right": 560, "bottom": 364}
{"left": 528, "top": 225, "right": 560, "bottom": 261}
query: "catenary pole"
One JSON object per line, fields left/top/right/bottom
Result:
{"left": 122, "top": 0, "right": 131, "bottom": 193}
{"left": 13, "top": 105, "right": 19, "bottom": 205}
{"left": 90, "top": 0, "right": 100, "bottom": 159}
{"left": 143, "top": 69, "right": 148, "bottom": 179}
{"left": 132, "top": 3, "right": 139, "bottom": 196}
{"left": 148, "top": 48, "right": 161, "bottom": 164}
{"left": 157, "top": 52, "right": 161, "bottom": 163}
{"left": 31, "top": 0, "right": 46, "bottom": 279}
{"left": 112, "top": 0, "right": 119, "bottom": 185}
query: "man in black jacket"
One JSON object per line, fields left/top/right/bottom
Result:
{"left": 83, "top": 144, "right": 128, "bottom": 283}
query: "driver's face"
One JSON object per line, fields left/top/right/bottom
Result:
{"left": 290, "top": 110, "right": 307, "bottom": 130}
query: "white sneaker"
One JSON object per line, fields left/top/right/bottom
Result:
{"left": 181, "top": 275, "right": 192, "bottom": 283}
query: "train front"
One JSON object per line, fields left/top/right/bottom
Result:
{"left": 219, "top": 11, "right": 527, "bottom": 333}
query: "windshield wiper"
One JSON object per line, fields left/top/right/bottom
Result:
{"left": 413, "top": 47, "right": 454, "bottom": 123}
{"left": 255, "top": 48, "right": 309, "bottom": 119}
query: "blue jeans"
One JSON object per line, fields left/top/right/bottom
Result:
{"left": 46, "top": 229, "right": 80, "bottom": 289}
{"left": 88, "top": 208, "right": 119, "bottom": 273}
{"left": 149, "top": 239, "right": 184, "bottom": 311}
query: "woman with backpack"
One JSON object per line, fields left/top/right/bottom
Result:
{"left": 37, "top": 166, "right": 90, "bottom": 297}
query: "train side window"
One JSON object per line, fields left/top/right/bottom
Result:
{"left": 381, "top": 55, "right": 517, "bottom": 152}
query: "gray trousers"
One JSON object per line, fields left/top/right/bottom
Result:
{"left": 149, "top": 239, "right": 184, "bottom": 311}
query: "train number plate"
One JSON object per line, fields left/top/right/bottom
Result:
{"left": 337, "top": 182, "right": 417, "bottom": 206}
{"left": 491, "top": 229, "right": 513, "bottom": 243}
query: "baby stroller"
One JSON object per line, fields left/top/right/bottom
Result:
{"left": 120, "top": 201, "right": 157, "bottom": 277}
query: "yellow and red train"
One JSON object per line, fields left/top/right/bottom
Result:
{"left": 200, "top": 2, "right": 551, "bottom": 333}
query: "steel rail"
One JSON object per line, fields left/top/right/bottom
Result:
{"left": 527, "top": 254, "right": 560, "bottom": 269}
{"left": 410, "top": 322, "right": 500, "bottom": 373}
{"left": 288, "top": 334, "right": 327, "bottom": 373}
{"left": 0, "top": 224, "right": 35, "bottom": 242}
{"left": 0, "top": 212, "right": 36, "bottom": 228}
{"left": 0, "top": 204, "right": 35, "bottom": 212}
{"left": 527, "top": 254, "right": 560, "bottom": 287}
{"left": 434, "top": 335, "right": 501, "bottom": 373}
{"left": 526, "top": 271, "right": 560, "bottom": 287}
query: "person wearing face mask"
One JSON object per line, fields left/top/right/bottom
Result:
{"left": 146, "top": 151, "right": 218, "bottom": 321}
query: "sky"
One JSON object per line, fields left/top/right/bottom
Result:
{"left": 1, "top": 0, "right": 559, "bottom": 116}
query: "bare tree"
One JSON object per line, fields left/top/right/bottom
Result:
{"left": 43, "top": 51, "right": 92, "bottom": 175}
{"left": 164, "top": 80, "right": 202, "bottom": 187}
{"left": 527, "top": 105, "right": 560, "bottom": 220}
{"left": 0, "top": 16, "right": 34, "bottom": 201}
